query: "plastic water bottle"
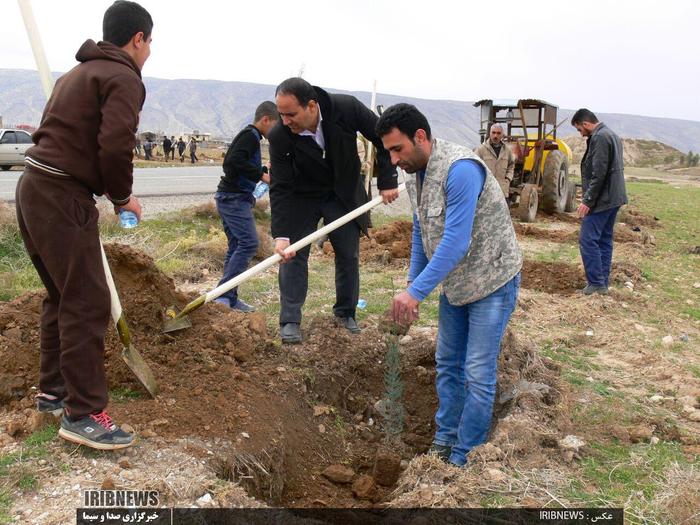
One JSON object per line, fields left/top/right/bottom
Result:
{"left": 357, "top": 298, "right": 367, "bottom": 309}
{"left": 119, "top": 209, "right": 138, "bottom": 229}
{"left": 252, "top": 181, "right": 269, "bottom": 199}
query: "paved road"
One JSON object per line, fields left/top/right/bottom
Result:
{"left": 1, "top": 164, "right": 412, "bottom": 217}
{"left": 0, "top": 165, "right": 223, "bottom": 201}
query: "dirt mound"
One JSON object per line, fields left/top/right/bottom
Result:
{"left": 618, "top": 208, "right": 660, "bottom": 228}
{"left": 521, "top": 260, "right": 586, "bottom": 295}
{"left": 610, "top": 261, "right": 644, "bottom": 285}
{"left": 322, "top": 220, "right": 413, "bottom": 263}
{"left": 0, "top": 243, "right": 572, "bottom": 508}
{"left": 514, "top": 223, "right": 577, "bottom": 244}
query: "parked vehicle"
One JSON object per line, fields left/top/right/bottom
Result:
{"left": 0, "top": 129, "right": 33, "bottom": 171}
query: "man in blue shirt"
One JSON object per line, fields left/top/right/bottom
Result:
{"left": 214, "top": 101, "right": 278, "bottom": 311}
{"left": 376, "top": 104, "right": 522, "bottom": 466}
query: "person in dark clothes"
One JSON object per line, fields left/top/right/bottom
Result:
{"left": 189, "top": 137, "right": 198, "bottom": 163}
{"left": 177, "top": 137, "right": 186, "bottom": 162}
{"left": 214, "top": 101, "right": 278, "bottom": 312}
{"left": 169, "top": 135, "right": 176, "bottom": 160}
{"left": 15, "top": 0, "right": 152, "bottom": 450}
{"left": 268, "top": 77, "right": 399, "bottom": 344}
{"left": 143, "top": 137, "right": 152, "bottom": 160}
{"left": 162, "top": 135, "right": 171, "bottom": 162}
{"left": 572, "top": 108, "right": 628, "bottom": 295}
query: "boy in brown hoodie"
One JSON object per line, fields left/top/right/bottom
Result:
{"left": 15, "top": 0, "right": 152, "bottom": 450}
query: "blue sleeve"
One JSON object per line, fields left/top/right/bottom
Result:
{"left": 407, "top": 213, "right": 428, "bottom": 283}
{"left": 407, "top": 159, "right": 485, "bottom": 301}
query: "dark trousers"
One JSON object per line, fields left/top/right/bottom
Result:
{"left": 15, "top": 167, "right": 110, "bottom": 419}
{"left": 190, "top": 151, "right": 197, "bottom": 163}
{"left": 279, "top": 195, "right": 360, "bottom": 324}
{"left": 215, "top": 192, "right": 258, "bottom": 304}
{"left": 579, "top": 206, "right": 619, "bottom": 287}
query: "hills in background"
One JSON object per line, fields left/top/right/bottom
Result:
{"left": 2, "top": 68, "right": 700, "bottom": 154}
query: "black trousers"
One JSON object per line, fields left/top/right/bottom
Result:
{"left": 279, "top": 195, "right": 360, "bottom": 324}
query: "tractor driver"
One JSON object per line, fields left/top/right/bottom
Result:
{"left": 475, "top": 123, "right": 515, "bottom": 198}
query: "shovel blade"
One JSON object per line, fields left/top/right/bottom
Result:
{"left": 122, "top": 344, "right": 159, "bottom": 397}
{"left": 163, "top": 305, "right": 192, "bottom": 333}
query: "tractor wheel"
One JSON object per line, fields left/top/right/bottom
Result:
{"left": 518, "top": 183, "right": 538, "bottom": 222}
{"left": 564, "top": 181, "right": 577, "bottom": 212}
{"left": 541, "top": 150, "right": 568, "bottom": 213}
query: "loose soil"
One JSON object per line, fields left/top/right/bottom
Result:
{"left": 0, "top": 243, "right": 577, "bottom": 510}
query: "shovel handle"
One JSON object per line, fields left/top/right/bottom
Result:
{"left": 203, "top": 183, "right": 406, "bottom": 303}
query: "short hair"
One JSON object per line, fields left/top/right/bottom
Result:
{"left": 375, "top": 103, "right": 431, "bottom": 141}
{"left": 490, "top": 123, "right": 504, "bottom": 132}
{"left": 275, "top": 77, "right": 317, "bottom": 107}
{"left": 103, "top": 1, "right": 153, "bottom": 47}
{"left": 254, "top": 101, "right": 279, "bottom": 122}
{"left": 571, "top": 108, "right": 599, "bottom": 126}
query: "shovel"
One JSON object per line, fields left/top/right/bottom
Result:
{"left": 100, "top": 245, "right": 159, "bottom": 397}
{"left": 19, "top": 0, "right": 158, "bottom": 396}
{"left": 163, "top": 182, "right": 406, "bottom": 333}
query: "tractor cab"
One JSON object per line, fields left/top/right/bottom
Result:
{"left": 474, "top": 99, "right": 575, "bottom": 221}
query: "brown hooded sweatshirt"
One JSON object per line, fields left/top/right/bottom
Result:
{"left": 26, "top": 40, "right": 146, "bottom": 204}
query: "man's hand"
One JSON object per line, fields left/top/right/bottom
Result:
{"left": 380, "top": 188, "right": 399, "bottom": 204}
{"left": 391, "top": 290, "right": 420, "bottom": 328}
{"left": 577, "top": 203, "right": 590, "bottom": 218}
{"left": 114, "top": 196, "right": 142, "bottom": 221}
{"left": 275, "top": 238, "right": 296, "bottom": 263}
{"left": 261, "top": 172, "right": 271, "bottom": 184}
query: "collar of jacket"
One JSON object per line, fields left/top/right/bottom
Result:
{"left": 591, "top": 122, "right": 607, "bottom": 137}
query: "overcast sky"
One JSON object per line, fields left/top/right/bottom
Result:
{"left": 3, "top": 0, "right": 699, "bottom": 121}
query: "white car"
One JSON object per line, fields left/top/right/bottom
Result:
{"left": 0, "top": 129, "right": 34, "bottom": 171}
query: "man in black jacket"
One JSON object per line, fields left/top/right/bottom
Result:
{"left": 215, "top": 101, "right": 278, "bottom": 311}
{"left": 572, "top": 108, "right": 628, "bottom": 295}
{"left": 269, "top": 77, "right": 398, "bottom": 343}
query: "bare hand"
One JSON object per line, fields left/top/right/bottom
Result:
{"left": 391, "top": 290, "right": 420, "bottom": 328}
{"left": 261, "top": 172, "right": 271, "bottom": 184}
{"left": 577, "top": 203, "right": 590, "bottom": 218}
{"left": 275, "top": 239, "right": 295, "bottom": 263}
{"left": 114, "top": 196, "right": 142, "bottom": 221}
{"left": 380, "top": 188, "right": 399, "bottom": 204}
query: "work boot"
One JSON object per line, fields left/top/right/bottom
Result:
{"left": 36, "top": 393, "right": 64, "bottom": 416}
{"left": 427, "top": 443, "right": 452, "bottom": 462}
{"left": 231, "top": 299, "right": 256, "bottom": 313}
{"left": 336, "top": 316, "right": 361, "bottom": 334}
{"left": 58, "top": 411, "right": 135, "bottom": 451}
{"left": 580, "top": 284, "right": 609, "bottom": 295}
{"left": 280, "top": 323, "right": 302, "bottom": 344}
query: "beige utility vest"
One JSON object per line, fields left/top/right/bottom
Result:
{"left": 406, "top": 139, "right": 522, "bottom": 305}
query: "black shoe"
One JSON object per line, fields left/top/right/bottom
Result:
{"left": 580, "top": 284, "right": 609, "bottom": 295}
{"left": 36, "top": 393, "right": 64, "bottom": 416}
{"left": 58, "top": 411, "right": 135, "bottom": 451}
{"left": 280, "top": 323, "right": 302, "bottom": 344}
{"left": 337, "top": 316, "right": 361, "bottom": 334}
{"left": 427, "top": 443, "right": 452, "bottom": 462}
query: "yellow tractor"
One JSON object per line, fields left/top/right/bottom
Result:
{"left": 474, "top": 99, "right": 575, "bottom": 221}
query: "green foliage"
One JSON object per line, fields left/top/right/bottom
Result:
{"left": 382, "top": 336, "right": 405, "bottom": 446}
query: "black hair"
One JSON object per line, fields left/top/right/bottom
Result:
{"left": 275, "top": 77, "right": 317, "bottom": 107}
{"left": 254, "top": 101, "right": 279, "bottom": 122}
{"left": 571, "top": 108, "right": 599, "bottom": 126}
{"left": 375, "top": 103, "right": 431, "bottom": 141}
{"left": 103, "top": 1, "right": 153, "bottom": 47}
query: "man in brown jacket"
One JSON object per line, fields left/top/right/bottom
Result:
{"left": 15, "top": 0, "right": 152, "bottom": 450}
{"left": 474, "top": 124, "right": 515, "bottom": 198}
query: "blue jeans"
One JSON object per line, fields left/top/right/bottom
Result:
{"left": 579, "top": 206, "right": 619, "bottom": 287}
{"left": 433, "top": 273, "right": 520, "bottom": 466}
{"left": 215, "top": 192, "right": 258, "bottom": 303}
